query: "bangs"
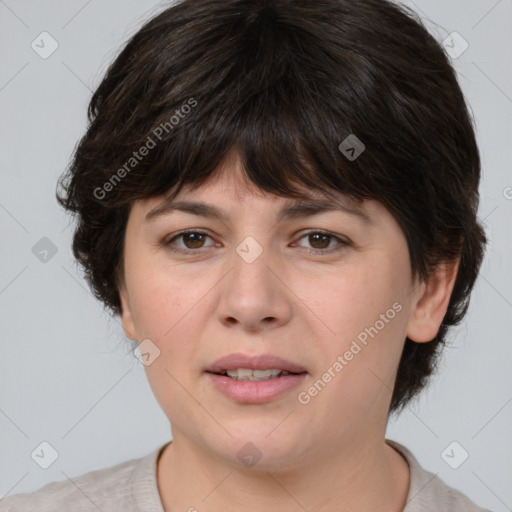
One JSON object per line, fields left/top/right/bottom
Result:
{"left": 135, "top": 89, "right": 376, "bottom": 207}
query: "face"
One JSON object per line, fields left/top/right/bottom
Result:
{"left": 119, "top": 152, "right": 451, "bottom": 471}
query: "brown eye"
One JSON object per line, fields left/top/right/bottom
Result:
{"left": 307, "top": 233, "right": 331, "bottom": 249}
{"left": 181, "top": 232, "right": 207, "bottom": 249}
{"left": 294, "top": 231, "right": 349, "bottom": 254}
{"left": 164, "top": 230, "right": 216, "bottom": 253}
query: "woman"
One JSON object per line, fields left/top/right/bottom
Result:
{"left": 0, "top": 0, "right": 492, "bottom": 510}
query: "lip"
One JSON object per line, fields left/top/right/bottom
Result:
{"left": 204, "top": 353, "right": 308, "bottom": 404}
{"left": 205, "top": 353, "right": 307, "bottom": 374}
{"left": 206, "top": 372, "right": 308, "bottom": 404}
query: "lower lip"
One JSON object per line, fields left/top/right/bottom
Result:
{"left": 206, "top": 372, "right": 308, "bottom": 404}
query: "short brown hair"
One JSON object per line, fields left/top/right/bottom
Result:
{"left": 57, "top": 0, "right": 486, "bottom": 416}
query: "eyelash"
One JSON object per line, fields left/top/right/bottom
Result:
{"left": 163, "top": 229, "right": 349, "bottom": 256}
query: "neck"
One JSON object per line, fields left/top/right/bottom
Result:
{"left": 156, "top": 432, "right": 410, "bottom": 512}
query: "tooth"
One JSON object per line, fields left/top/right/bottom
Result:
{"left": 252, "top": 369, "right": 272, "bottom": 378}
{"left": 222, "top": 368, "right": 290, "bottom": 380}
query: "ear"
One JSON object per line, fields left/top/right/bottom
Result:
{"left": 406, "top": 259, "right": 460, "bottom": 343}
{"left": 119, "top": 284, "right": 137, "bottom": 340}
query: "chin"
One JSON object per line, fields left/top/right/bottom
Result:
{"left": 208, "top": 427, "right": 306, "bottom": 472}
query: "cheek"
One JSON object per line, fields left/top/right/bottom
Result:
{"left": 304, "top": 255, "right": 410, "bottom": 401}
{"left": 129, "top": 278, "right": 177, "bottom": 338}
{"left": 125, "top": 259, "right": 216, "bottom": 366}
{"left": 124, "top": 253, "right": 187, "bottom": 336}
{"left": 315, "top": 258, "right": 408, "bottom": 341}
{"left": 126, "top": 266, "right": 208, "bottom": 412}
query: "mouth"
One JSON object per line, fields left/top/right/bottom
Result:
{"left": 204, "top": 353, "right": 308, "bottom": 403}
{"left": 208, "top": 368, "right": 305, "bottom": 381}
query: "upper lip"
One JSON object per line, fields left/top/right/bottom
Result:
{"left": 205, "top": 353, "right": 308, "bottom": 374}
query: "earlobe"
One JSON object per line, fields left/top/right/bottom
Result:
{"left": 119, "top": 287, "right": 137, "bottom": 340}
{"left": 406, "top": 259, "right": 460, "bottom": 343}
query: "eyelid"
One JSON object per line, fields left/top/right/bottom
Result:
{"left": 294, "top": 228, "right": 349, "bottom": 243}
{"left": 163, "top": 228, "right": 217, "bottom": 249}
{"left": 292, "top": 230, "right": 350, "bottom": 252}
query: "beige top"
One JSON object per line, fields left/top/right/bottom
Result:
{"left": 0, "top": 439, "right": 494, "bottom": 511}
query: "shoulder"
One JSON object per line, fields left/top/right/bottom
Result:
{"left": 0, "top": 445, "right": 165, "bottom": 512}
{"left": 386, "top": 439, "right": 495, "bottom": 512}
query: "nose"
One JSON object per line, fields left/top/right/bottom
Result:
{"left": 215, "top": 242, "right": 293, "bottom": 333}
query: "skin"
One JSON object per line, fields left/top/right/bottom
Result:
{"left": 119, "top": 150, "right": 459, "bottom": 512}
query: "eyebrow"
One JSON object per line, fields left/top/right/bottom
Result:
{"left": 145, "top": 198, "right": 372, "bottom": 225}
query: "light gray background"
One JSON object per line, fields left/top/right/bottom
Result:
{"left": 1, "top": 1, "right": 510, "bottom": 510}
